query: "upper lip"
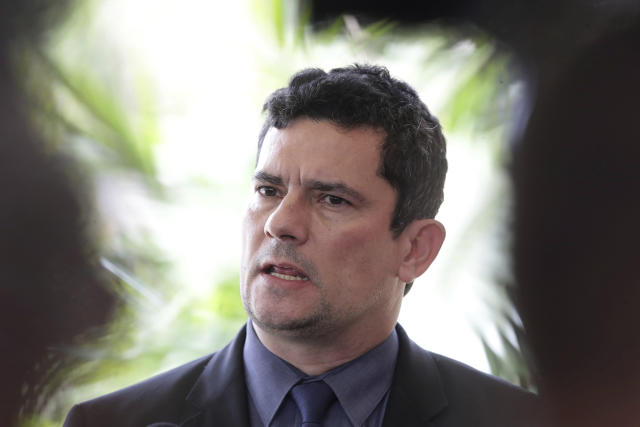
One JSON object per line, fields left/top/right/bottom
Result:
{"left": 260, "top": 260, "right": 308, "bottom": 278}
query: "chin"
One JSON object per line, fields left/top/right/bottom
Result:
{"left": 250, "top": 306, "right": 332, "bottom": 337}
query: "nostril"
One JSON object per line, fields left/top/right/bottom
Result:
{"left": 264, "top": 229, "right": 296, "bottom": 241}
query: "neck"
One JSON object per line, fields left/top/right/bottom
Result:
{"left": 252, "top": 320, "right": 397, "bottom": 376}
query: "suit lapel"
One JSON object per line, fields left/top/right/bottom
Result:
{"left": 180, "top": 326, "right": 251, "bottom": 427}
{"left": 146, "top": 323, "right": 447, "bottom": 426}
{"left": 382, "top": 324, "right": 448, "bottom": 427}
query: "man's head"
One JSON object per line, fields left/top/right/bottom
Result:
{"left": 241, "top": 65, "right": 446, "bottom": 353}
{"left": 258, "top": 64, "right": 447, "bottom": 235}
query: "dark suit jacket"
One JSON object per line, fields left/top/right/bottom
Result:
{"left": 64, "top": 324, "right": 538, "bottom": 427}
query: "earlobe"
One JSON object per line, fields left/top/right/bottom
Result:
{"left": 397, "top": 219, "right": 445, "bottom": 283}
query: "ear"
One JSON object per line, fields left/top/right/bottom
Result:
{"left": 397, "top": 219, "right": 445, "bottom": 284}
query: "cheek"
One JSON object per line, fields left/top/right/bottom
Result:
{"left": 244, "top": 204, "right": 266, "bottom": 236}
{"left": 323, "top": 225, "right": 396, "bottom": 283}
{"left": 241, "top": 208, "right": 264, "bottom": 258}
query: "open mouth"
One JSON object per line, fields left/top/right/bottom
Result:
{"left": 263, "top": 264, "right": 309, "bottom": 281}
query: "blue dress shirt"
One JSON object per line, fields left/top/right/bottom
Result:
{"left": 243, "top": 321, "right": 399, "bottom": 427}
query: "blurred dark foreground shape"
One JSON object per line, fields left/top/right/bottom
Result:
{"left": 512, "top": 21, "right": 640, "bottom": 427}
{"left": 0, "top": 0, "right": 116, "bottom": 425}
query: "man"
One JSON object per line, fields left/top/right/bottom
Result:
{"left": 64, "top": 65, "right": 536, "bottom": 427}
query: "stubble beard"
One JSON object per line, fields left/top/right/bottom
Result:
{"left": 241, "top": 242, "right": 338, "bottom": 339}
{"left": 246, "top": 297, "right": 334, "bottom": 339}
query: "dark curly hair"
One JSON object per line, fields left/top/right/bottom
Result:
{"left": 258, "top": 64, "right": 447, "bottom": 237}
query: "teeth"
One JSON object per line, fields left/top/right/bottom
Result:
{"left": 270, "top": 272, "right": 308, "bottom": 281}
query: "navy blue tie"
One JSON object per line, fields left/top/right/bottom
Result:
{"left": 290, "top": 380, "right": 336, "bottom": 426}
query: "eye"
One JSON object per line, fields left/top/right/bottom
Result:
{"left": 257, "top": 186, "right": 277, "bottom": 197}
{"left": 322, "top": 194, "right": 350, "bottom": 206}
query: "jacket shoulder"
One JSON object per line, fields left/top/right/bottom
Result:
{"left": 430, "top": 352, "right": 538, "bottom": 426}
{"left": 387, "top": 325, "right": 538, "bottom": 427}
{"left": 431, "top": 351, "right": 534, "bottom": 400}
{"left": 64, "top": 354, "right": 212, "bottom": 427}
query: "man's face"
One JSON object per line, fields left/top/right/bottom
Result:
{"left": 241, "top": 118, "right": 407, "bottom": 342}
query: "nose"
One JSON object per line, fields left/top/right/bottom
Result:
{"left": 264, "top": 192, "right": 309, "bottom": 244}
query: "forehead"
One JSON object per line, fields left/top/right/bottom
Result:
{"left": 257, "top": 118, "right": 385, "bottom": 179}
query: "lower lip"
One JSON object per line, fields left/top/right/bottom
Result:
{"left": 259, "top": 272, "right": 312, "bottom": 290}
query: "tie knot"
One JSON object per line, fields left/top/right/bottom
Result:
{"left": 290, "top": 380, "right": 336, "bottom": 426}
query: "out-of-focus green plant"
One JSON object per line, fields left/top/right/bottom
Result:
{"left": 13, "top": 1, "right": 248, "bottom": 423}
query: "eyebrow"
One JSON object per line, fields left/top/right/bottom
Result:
{"left": 307, "top": 180, "right": 365, "bottom": 203}
{"left": 253, "top": 171, "right": 284, "bottom": 186}
{"left": 253, "top": 171, "right": 366, "bottom": 204}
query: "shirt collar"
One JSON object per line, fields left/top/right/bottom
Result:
{"left": 243, "top": 321, "right": 300, "bottom": 426}
{"left": 322, "top": 329, "right": 398, "bottom": 426}
{"left": 243, "top": 321, "right": 399, "bottom": 427}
